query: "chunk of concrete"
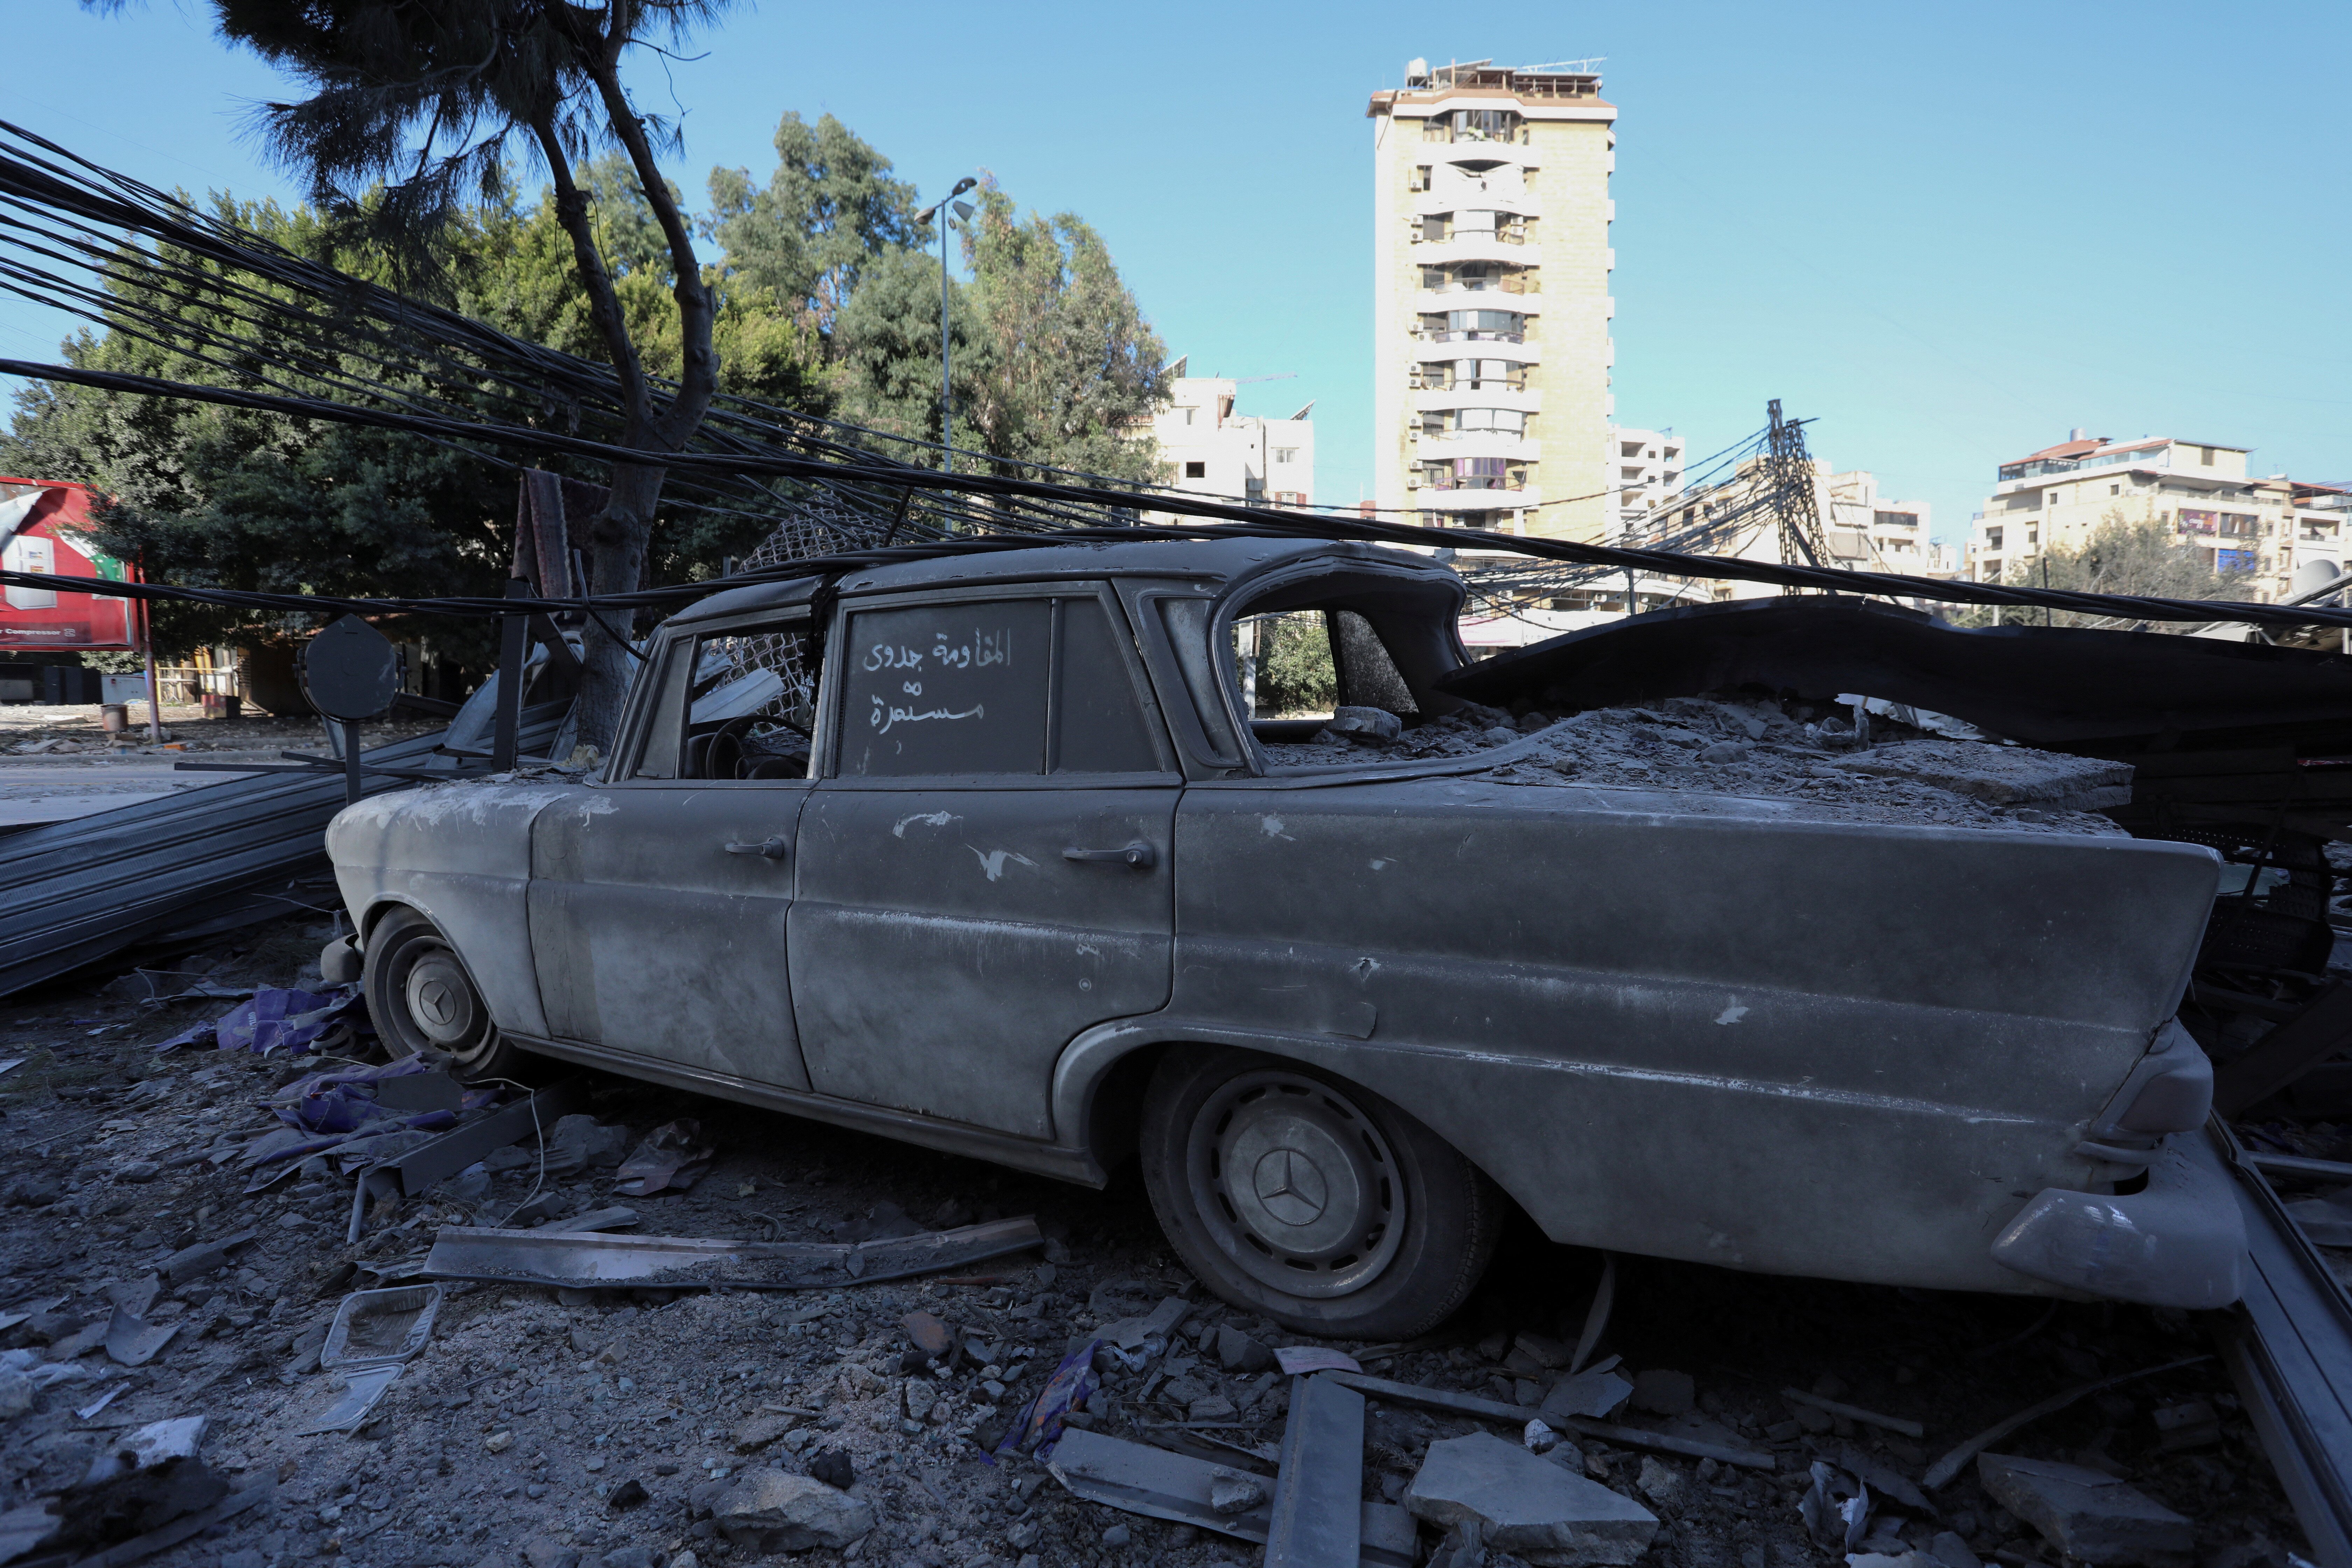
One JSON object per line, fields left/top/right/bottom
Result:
{"left": 732, "top": 1412, "right": 797, "bottom": 1452}
{"left": 1404, "top": 1431, "right": 1658, "bottom": 1566}
{"left": 712, "top": 1469, "right": 874, "bottom": 1552}
{"left": 1976, "top": 1453, "right": 2192, "bottom": 1568}
{"left": 1216, "top": 1324, "right": 1273, "bottom": 1373}
{"left": 1542, "top": 1368, "right": 1633, "bottom": 1422}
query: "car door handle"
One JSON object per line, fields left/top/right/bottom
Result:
{"left": 724, "top": 836, "right": 790, "bottom": 861}
{"left": 1063, "top": 841, "right": 1157, "bottom": 869}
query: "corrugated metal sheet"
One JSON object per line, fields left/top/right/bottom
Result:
{"left": 0, "top": 702, "right": 568, "bottom": 996}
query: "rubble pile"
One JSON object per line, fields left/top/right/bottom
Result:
{"left": 0, "top": 913, "right": 2310, "bottom": 1568}
{"left": 1266, "top": 695, "right": 2136, "bottom": 836}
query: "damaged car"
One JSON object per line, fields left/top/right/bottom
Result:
{"left": 324, "top": 537, "right": 2244, "bottom": 1337}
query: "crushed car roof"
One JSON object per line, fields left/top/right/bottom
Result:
{"left": 668, "top": 536, "right": 1440, "bottom": 625}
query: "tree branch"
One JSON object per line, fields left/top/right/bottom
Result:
{"left": 528, "top": 113, "right": 653, "bottom": 438}
{"left": 581, "top": 5, "right": 718, "bottom": 454}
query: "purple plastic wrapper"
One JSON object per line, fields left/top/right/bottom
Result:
{"left": 991, "top": 1335, "right": 1101, "bottom": 1464}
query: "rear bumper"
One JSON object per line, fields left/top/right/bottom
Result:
{"left": 1989, "top": 1132, "right": 2246, "bottom": 1308}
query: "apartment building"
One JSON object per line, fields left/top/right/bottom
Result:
{"left": 1608, "top": 425, "right": 1682, "bottom": 536}
{"left": 1368, "top": 59, "right": 1616, "bottom": 543}
{"left": 1966, "top": 430, "right": 2337, "bottom": 600}
{"left": 1142, "top": 364, "right": 1315, "bottom": 515}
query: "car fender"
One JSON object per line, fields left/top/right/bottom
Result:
{"left": 327, "top": 781, "right": 579, "bottom": 1039}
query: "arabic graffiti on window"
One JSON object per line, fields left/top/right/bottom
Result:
{"left": 861, "top": 626, "right": 1014, "bottom": 733}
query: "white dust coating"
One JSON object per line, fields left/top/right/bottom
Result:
{"left": 1260, "top": 815, "right": 1296, "bottom": 840}
{"left": 1715, "top": 1004, "right": 1750, "bottom": 1026}
{"left": 1264, "top": 695, "right": 2134, "bottom": 838}
{"left": 337, "top": 780, "right": 594, "bottom": 832}
{"left": 968, "top": 847, "right": 1038, "bottom": 882}
{"left": 893, "top": 811, "right": 961, "bottom": 838}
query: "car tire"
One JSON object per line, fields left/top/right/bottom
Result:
{"left": 1138, "top": 1046, "right": 1502, "bottom": 1340}
{"left": 363, "top": 908, "right": 520, "bottom": 1082}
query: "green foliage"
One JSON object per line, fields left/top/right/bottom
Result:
{"left": 832, "top": 184, "right": 1170, "bottom": 481}
{"left": 0, "top": 197, "right": 519, "bottom": 663}
{"left": 1255, "top": 612, "right": 1337, "bottom": 717}
{"left": 958, "top": 188, "right": 1170, "bottom": 484}
{"left": 1946, "top": 510, "right": 2255, "bottom": 630}
{"left": 706, "top": 113, "right": 922, "bottom": 335}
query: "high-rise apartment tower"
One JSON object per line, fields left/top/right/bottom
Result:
{"left": 1368, "top": 59, "right": 1616, "bottom": 542}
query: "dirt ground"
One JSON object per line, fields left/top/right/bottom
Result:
{"left": 0, "top": 915, "right": 2313, "bottom": 1568}
{"left": 0, "top": 705, "right": 441, "bottom": 756}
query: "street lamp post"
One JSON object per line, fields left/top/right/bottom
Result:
{"left": 914, "top": 177, "right": 979, "bottom": 474}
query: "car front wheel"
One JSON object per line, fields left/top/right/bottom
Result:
{"left": 363, "top": 908, "right": 519, "bottom": 1082}
{"left": 1138, "top": 1046, "right": 1502, "bottom": 1340}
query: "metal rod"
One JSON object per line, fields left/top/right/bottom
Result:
{"left": 341, "top": 718, "right": 363, "bottom": 807}
{"left": 938, "top": 215, "right": 953, "bottom": 477}
{"left": 492, "top": 579, "right": 529, "bottom": 771}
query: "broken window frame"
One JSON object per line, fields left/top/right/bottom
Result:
{"left": 811, "top": 580, "right": 1182, "bottom": 787}
{"left": 613, "top": 603, "right": 825, "bottom": 785}
{"left": 1193, "top": 560, "right": 1471, "bottom": 772}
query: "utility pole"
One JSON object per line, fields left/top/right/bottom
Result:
{"left": 1764, "top": 399, "right": 1830, "bottom": 571}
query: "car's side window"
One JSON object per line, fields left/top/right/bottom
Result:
{"left": 839, "top": 600, "right": 1054, "bottom": 777}
{"left": 834, "top": 593, "right": 1164, "bottom": 779}
{"left": 1054, "top": 596, "right": 1161, "bottom": 774}
{"left": 630, "top": 614, "right": 821, "bottom": 781}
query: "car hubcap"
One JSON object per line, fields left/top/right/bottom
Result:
{"left": 404, "top": 949, "right": 482, "bottom": 1051}
{"left": 1187, "top": 1070, "right": 1405, "bottom": 1299}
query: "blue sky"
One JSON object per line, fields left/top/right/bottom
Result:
{"left": 5, "top": 0, "right": 2347, "bottom": 544}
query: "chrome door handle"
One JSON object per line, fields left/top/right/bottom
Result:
{"left": 1063, "top": 841, "right": 1157, "bottom": 869}
{"left": 724, "top": 836, "right": 789, "bottom": 860}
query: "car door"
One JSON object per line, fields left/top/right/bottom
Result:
{"left": 788, "top": 583, "right": 1181, "bottom": 1138}
{"left": 526, "top": 610, "right": 820, "bottom": 1088}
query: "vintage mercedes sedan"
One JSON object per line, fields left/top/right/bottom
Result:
{"left": 325, "top": 538, "right": 2243, "bottom": 1337}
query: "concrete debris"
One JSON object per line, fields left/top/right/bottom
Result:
{"left": 1210, "top": 1467, "right": 1267, "bottom": 1514}
{"left": 709, "top": 1468, "right": 875, "bottom": 1552}
{"left": 1543, "top": 1363, "right": 1634, "bottom": 1421}
{"left": 1216, "top": 1322, "right": 1274, "bottom": 1372}
{"left": 543, "top": 1113, "right": 635, "bottom": 1175}
{"left": 1975, "top": 1452, "right": 2194, "bottom": 1567}
{"left": 100, "top": 1304, "right": 178, "bottom": 1368}
{"left": 1277, "top": 1345, "right": 1364, "bottom": 1375}
{"left": 1826, "top": 741, "right": 2132, "bottom": 811}
{"left": 612, "top": 1118, "right": 716, "bottom": 1197}
{"left": 1927, "top": 1528, "right": 1981, "bottom": 1568}
{"left": 1264, "top": 698, "right": 2130, "bottom": 837}
{"left": 1327, "top": 1369, "right": 1778, "bottom": 1471}
{"left": 1404, "top": 1431, "right": 1660, "bottom": 1566}
{"left": 1524, "top": 1417, "right": 1560, "bottom": 1454}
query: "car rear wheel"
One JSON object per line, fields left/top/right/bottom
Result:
{"left": 1138, "top": 1046, "right": 1502, "bottom": 1340}
{"left": 364, "top": 909, "right": 519, "bottom": 1081}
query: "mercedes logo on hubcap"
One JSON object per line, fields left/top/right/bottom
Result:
{"left": 416, "top": 979, "right": 454, "bottom": 1027}
{"left": 1251, "top": 1147, "right": 1329, "bottom": 1228}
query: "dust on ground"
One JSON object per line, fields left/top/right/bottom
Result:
{"left": 0, "top": 914, "right": 2306, "bottom": 1568}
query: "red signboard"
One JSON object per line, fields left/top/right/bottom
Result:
{"left": 0, "top": 479, "right": 141, "bottom": 651}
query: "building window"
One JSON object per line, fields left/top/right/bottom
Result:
{"left": 1422, "top": 215, "right": 1447, "bottom": 242}
{"left": 2110, "top": 484, "right": 2121, "bottom": 495}
{"left": 1273, "top": 448, "right": 1297, "bottom": 464}
{"left": 2200, "top": 447, "right": 2216, "bottom": 466}
{"left": 1183, "top": 461, "right": 1205, "bottom": 479}
{"left": 1986, "top": 528, "right": 2004, "bottom": 551}
{"left": 1620, "top": 442, "right": 1642, "bottom": 457}
{"left": 1182, "top": 407, "right": 1195, "bottom": 426}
